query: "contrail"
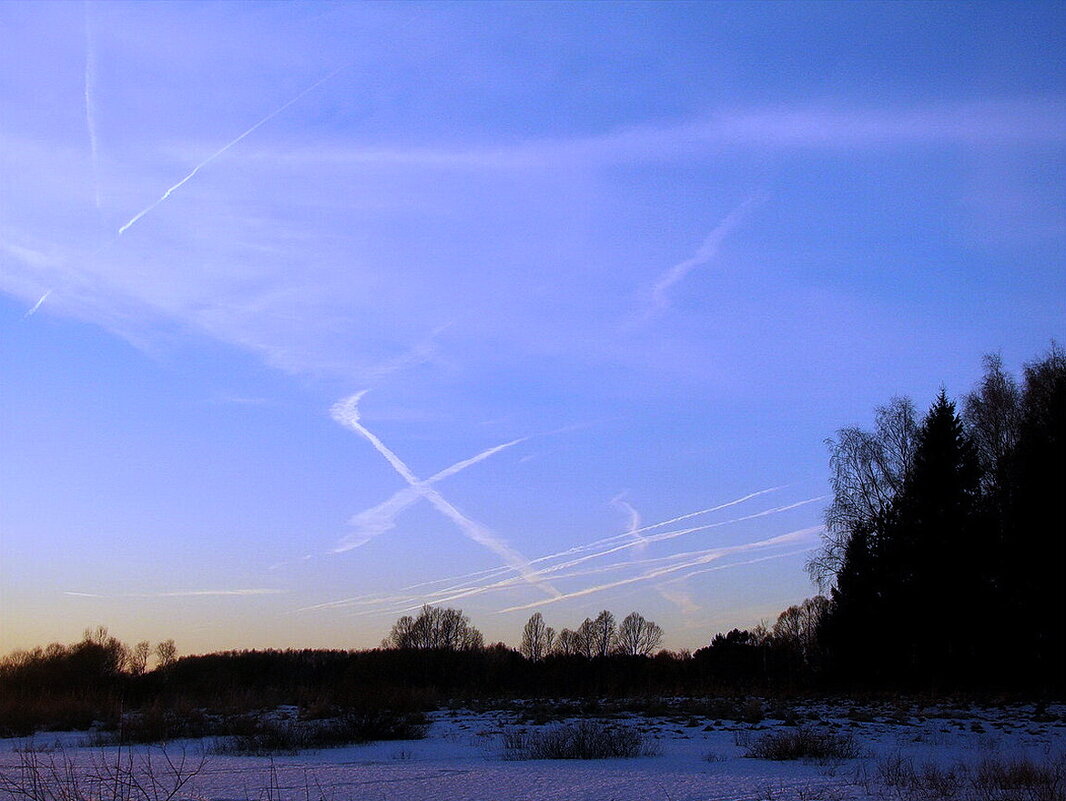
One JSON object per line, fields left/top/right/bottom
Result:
{"left": 334, "top": 436, "right": 528, "bottom": 552}
{"left": 647, "top": 192, "right": 765, "bottom": 316}
{"left": 498, "top": 527, "right": 820, "bottom": 613}
{"left": 407, "top": 526, "right": 818, "bottom": 614}
{"left": 416, "top": 504, "right": 822, "bottom": 610}
{"left": 293, "top": 486, "right": 796, "bottom": 617}
{"left": 613, "top": 494, "right": 695, "bottom": 612}
{"left": 117, "top": 64, "right": 347, "bottom": 236}
{"left": 311, "top": 486, "right": 785, "bottom": 610}
{"left": 84, "top": 0, "right": 102, "bottom": 212}
{"left": 612, "top": 494, "right": 648, "bottom": 556}
{"left": 331, "top": 392, "right": 559, "bottom": 597}
{"left": 330, "top": 504, "right": 823, "bottom": 619}
{"left": 22, "top": 290, "right": 51, "bottom": 319}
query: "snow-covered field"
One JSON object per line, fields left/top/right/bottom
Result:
{"left": 2, "top": 701, "right": 1064, "bottom": 801}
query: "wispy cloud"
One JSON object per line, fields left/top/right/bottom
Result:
{"left": 117, "top": 64, "right": 348, "bottom": 236}
{"left": 331, "top": 392, "right": 558, "bottom": 597}
{"left": 65, "top": 588, "right": 284, "bottom": 598}
{"left": 253, "top": 98, "right": 1066, "bottom": 172}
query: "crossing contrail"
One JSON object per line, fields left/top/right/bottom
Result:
{"left": 331, "top": 392, "right": 559, "bottom": 597}
{"left": 334, "top": 436, "right": 528, "bottom": 552}
{"left": 117, "top": 64, "right": 347, "bottom": 236}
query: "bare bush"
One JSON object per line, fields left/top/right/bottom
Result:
{"left": 502, "top": 720, "right": 658, "bottom": 760}
{"left": 213, "top": 708, "right": 427, "bottom": 755}
{"left": 745, "top": 727, "right": 865, "bottom": 763}
{"left": 874, "top": 753, "right": 1066, "bottom": 801}
{"left": 0, "top": 745, "right": 204, "bottom": 801}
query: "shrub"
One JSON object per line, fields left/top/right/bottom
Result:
{"left": 213, "top": 717, "right": 304, "bottom": 756}
{"left": 0, "top": 745, "right": 205, "bottom": 801}
{"left": 746, "top": 727, "right": 865, "bottom": 762}
{"left": 972, "top": 755, "right": 1065, "bottom": 801}
{"left": 212, "top": 707, "right": 427, "bottom": 755}
{"left": 874, "top": 753, "right": 1066, "bottom": 801}
{"left": 503, "top": 720, "right": 658, "bottom": 760}
{"left": 89, "top": 703, "right": 216, "bottom": 745}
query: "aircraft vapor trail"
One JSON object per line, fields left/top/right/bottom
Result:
{"left": 647, "top": 192, "right": 765, "bottom": 315}
{"left": 117, "top": 65, "right": 347, "bottom": 236}
{"left": 498, "top": 527, "right": 820, "bottom": 613}
{"left": 84, "top": 0, "right": 101, "bottom": 212}
{"left": 296, "top": 486, "right": 786, "bottom": 614}
{"left": 334, "top": 436, "right": 529, "bottom": 553}
{"left": 379, "top": 526, "right": 820, "bottom": 616}
{"left": 614, "top": 494, "right": 694, "bottom": 611}
{"left": 612, "top": 495, "right": 647, "bottom": 556}
{"left": 319, "top": 502, "right": 823, "bottom": 620}
{"left": 404, "top": 500, "right": 823, "bottom": 609}
{"left": 411, "top": 486, "right": 786, "bottom": 597}
{"left": 23, "top": 290, "right": 52, "bottom": 319}
{"left": 331, "top": 392, "right": 559, "bottom": 598}
{"left": 428, "top": 494, "right": 819, "bottom": 601}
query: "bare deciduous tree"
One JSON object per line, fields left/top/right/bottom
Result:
{"left": 383, "top": 605, "right": 484, "bottom": 651}
{"left": 808, "top": 396, "right": 918, "bottom": 590}
{"left": 553, "top": 628, "right": 581, "bottom": 656}
{"left": 519, "top": 613, "right": 555, "bottom": 662}
{"left": 154, "top": 639, "right": 177, "bottom": 669}
{"left": 591, "top": 610, "right": 616, "bottom": 658}
{"left": 771, "top": 595, "right": 828, "bottom": 666}
{"left": 574, "top": 618, "right": 597, "bottom": 659}
{"left": 614, "top": 612, "right": 663, "bottom": 656}
{"left": 128, "top": 641, "right": 151, "bottom": 676}
{"left": 964, "top": 353, "right": 1021, "bottom": 496}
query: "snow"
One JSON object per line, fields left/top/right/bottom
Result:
{"left": 2, "top": 702, "right": 1064, "bottom": 801}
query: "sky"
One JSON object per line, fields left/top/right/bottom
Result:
{"left": 1, "top": 1, "right": 1064, "bottom": 656}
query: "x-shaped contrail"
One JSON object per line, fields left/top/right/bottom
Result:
{"left": 331, "top": 392, "right": 560, "bottom": 598}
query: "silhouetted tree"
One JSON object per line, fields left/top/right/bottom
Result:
{"left": 809, "top": 397, "right": 918, "bottom": 590}
{"left": 383, "top": 605, "right": 484, "bottom": 651}
{"left": 519, "top": 613, "right": 555, "bottom": 662}
{"left": 590, "top": 610, "right": 617, "bottom": 658}
{"left": 771, "top": 596, "right": 827, "bottom": 670}
{"left": 553, "top": 628, "right": 580, "bottom": 656}
{"left": 128, "top": 641, "right": 151, "bottom": 676}
{"left": 1006, "top": 345, "right": 1066, "bottom": 686}
{"left": 574, "top": 618, "right": 597, "bottom": 659}
{"left": 155, "top": 639, "right": 178, "bottom": 669}
{"left": 615, "top": 612, "right": 663, "bottom": 656}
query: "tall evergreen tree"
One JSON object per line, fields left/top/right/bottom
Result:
{"left": 1007, "top": 346, "right": 1066, "bottom": 686}
{"left": 882, "top": 390, "right": 982, "bottom": 682}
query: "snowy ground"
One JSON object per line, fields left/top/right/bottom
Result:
{"left": 2, "top": 701, "right": 1064, "bottom": 801}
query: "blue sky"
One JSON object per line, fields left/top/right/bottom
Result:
{"left": 1, "top": 1, "right": 1064, "bottom": 655}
